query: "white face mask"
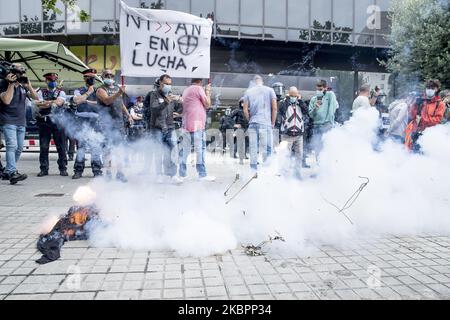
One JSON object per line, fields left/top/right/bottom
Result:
{"left": 426, "top": 89, "right": 436, "bottom": 98}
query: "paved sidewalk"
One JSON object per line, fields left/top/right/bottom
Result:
{"left": 1, "top": 153, "right": 450, "bottom": 300}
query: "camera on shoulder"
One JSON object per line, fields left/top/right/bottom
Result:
{"left": 0, "top": 60, "right": 28, "bottom": 84}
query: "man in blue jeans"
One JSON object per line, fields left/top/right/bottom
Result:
{"left": 145, "top": 74, "right": 183, "bottom": 184}
{"left": 243, "top": 75, "right": 278, "bottom": 171}
{"left": 0, "top": 65, "right": 39, "bottom": 184}
{"left": 179, "top": 78, "right": 214, "bottom": 181}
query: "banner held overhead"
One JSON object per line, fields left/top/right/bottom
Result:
{"left": 119, "top": 1, "right": 213, "bottom": 78}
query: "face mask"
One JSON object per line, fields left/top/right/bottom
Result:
{"left": 103, "top": 79, "right": 114, "bottom": 86}
{"left": 316, "top": 90, "right": 324, "bottom": 97}
{"left": 425, "top": 89, "right": 435, "bottom": 98}
{"left": 161, "top": 84, "right": 172, "bottom": 96}
{"left": 85, "top": 77, "right": 95, "bottom": 86}
{"left": 48, "top": 81, "right": 57, "bottom": 89}
{"left": 289, "top": 96, "right": 297, "bottom": 103}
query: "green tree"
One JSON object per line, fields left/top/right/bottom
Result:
{"left": 42, "top": 0, "right": 90, "bottom": 22}
{"left": 386, "top": 0, "right": 450, "bottom": 89}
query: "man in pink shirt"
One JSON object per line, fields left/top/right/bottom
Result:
{"left": 179, "top": 78, "right": 214, "bottom": 181}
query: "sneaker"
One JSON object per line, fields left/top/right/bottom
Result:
{"left": 60, "top": 170, "right": 68, "bottom": 177}
{"left": 72, "top": 172, "right": 82, "bottom": 180}
{"left": 198, "top": 175, "right": 216, "bottom": 182}
{"left": 68, "top": 155, "right": 74, "bottom": 161}
{"left": 116, "top": 172, "right": 128, "bottom": 183}
{"left": 37, "top": 170, "right": 48, "bottom": 177}
{"left": 170, "top": 176, "right": 184, "bottom": 185}
{"left": 10, "top": 172, "right": 27, "bottom": 185}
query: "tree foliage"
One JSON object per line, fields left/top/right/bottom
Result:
{"left": 42, "top": 0, "right": 90, "bottom": 22}
{"left": 386, "top": 0, "right": 450, "bottom": 88}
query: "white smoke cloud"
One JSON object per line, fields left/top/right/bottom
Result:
{"left": 73, "top": 107, "right": 450, "bottom": 257}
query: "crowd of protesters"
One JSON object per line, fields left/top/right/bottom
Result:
{"left": 1, "top": 64, "right": 449, "bottom": 185}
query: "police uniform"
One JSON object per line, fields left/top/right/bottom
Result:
{"left": 36, "top": 73, "right": 68, "bottom": 176}
{"left": 72, "top": 69, "right": 103, "bottom": 178}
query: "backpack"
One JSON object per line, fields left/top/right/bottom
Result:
{"left": 282, "top": 102, "right": 304, "bottom": 137}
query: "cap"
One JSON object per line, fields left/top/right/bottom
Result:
{"left": 43, "top": 72, "right": 58, "bottom": 81}
{"left": 82, "top": 68, "right": 97, "bottom": 77}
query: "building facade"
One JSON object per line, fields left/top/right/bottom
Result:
{"left": 0, "top": 0, "right": 394, "bottom": 117}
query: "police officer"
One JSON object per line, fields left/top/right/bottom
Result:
{"left": 35, "top": 73, "right": 68, "bottom": 177}
{"left": 72, "top": 68, "right": 103, "bottom": 179}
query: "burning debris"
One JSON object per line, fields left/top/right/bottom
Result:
{"left": 36, "top": 206, "right": 99, "bottom": 264}
{"left": 242, "top": 233, "right": 286, "bottom": 256}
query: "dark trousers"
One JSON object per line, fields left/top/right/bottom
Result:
{"left": 38, "top": 120, "right": 67, "bottom": 172}
{"left": 67, "top": 138, "right": 76, "bottom": 158}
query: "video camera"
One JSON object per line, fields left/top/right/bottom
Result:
{"left": 0, "top": 60, "right": 28, "bottom": 84}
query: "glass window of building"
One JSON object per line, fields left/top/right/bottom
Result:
{"left": 333, "top": 0, "right": 353, "bottom": 30}
{"left": 241, "top": 0, "right": 263, "bottom": 26}
{"left": 375, "top": 0, "right": 391, "bottom": 35}
{"left": 67, "top": 0, "right": 90, "bottom": 34}
{"left": 92, "top": 0, "right": 115, "bottom": 20}
{"left": 21, "top": 0, "right": 42, "bottom": 21}
{"left": 43, "top": 0, "right": 65, "bottom": 21}
{"left": 355, "top": 0, "right": 375, "bottom": 34}
{"left": 333, "top": 0, "right": 354, "bottom": 44}
{"left": 287, "top": 0, "right": 309, "bottom": 29}
{"left": 216, "top": 0, "right": 239, "bottom": 24}
{"left": 240, "top": 26, "right": 263, "bottom": 38}
{"left": 310, "top": 0, "right": 332, "bottom": 30}
{"left": 191, "top": 0, "right": 214, "bottom": 19}
{"left": 265, "top": 0, "right": 286, "bottom": 27}
{"left": 265, "top": 28, "right": 286, "bottom": 41}
{"left": 164, "top": 0, "right": 189, "bottom": 12}
{"left": 0, "top": 0, "right": 19, "bottom": 23}
{"left": 288, "top": 29, "right": 309, "bottom": 42}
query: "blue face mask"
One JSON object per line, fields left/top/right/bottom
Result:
{"left": 162, "top": 84, "right": 172, "bottom": 96}
{"left": 289, "top": 96, "right": 297, "bottom": 103}
{"left": 48, "top": 81, "right": 57, "bottom": 89}
{"left": 103, "top": 79, "right": 114, "bottom": 86}
{"left": 316, "top": 90, "right": 324, "bottom": 97}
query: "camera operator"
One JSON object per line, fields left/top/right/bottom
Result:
{"left": 71, "top": 68, "right": 103, "bottom": 179}
{"left": 34, "top": 73, "right": 68, "bottom": 177}
{"left": 0, "top": 63, "right": 39, "bottom": 185}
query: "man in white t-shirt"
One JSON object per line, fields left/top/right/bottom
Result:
{"left": 352, "top": 84, "right": 372, "bottom": 113}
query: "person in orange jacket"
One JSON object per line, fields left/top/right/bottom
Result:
{"left": 409, "top": 79, "right": 446, "bottom": 132}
